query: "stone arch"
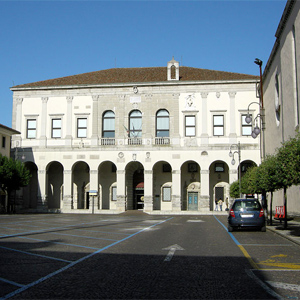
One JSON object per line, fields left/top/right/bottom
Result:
{"left": 46, "top": 161, "right": 63, "bottom": 210}
{"left": 152, "top": 161, "right": 172, "bottom": 210}
{"left": 98, "top": 161, "right": 117, "bottom": 210}
{"left": 125, "top": 161, "right": 144, "bottom": 210}
{"left": 72, "top": 161, "right": 90, "bottom": 209}
{"left": 181, "top": 160, "right": 201, "bottom": 210}
{"left": 23, "top": 162, "right": 38, "bottom": 209}
{"left": 209, "top": 161, "right": 229, "bottom": 211}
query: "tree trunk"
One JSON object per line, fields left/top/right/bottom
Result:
{"left": 284, "top": 186, "right": 287, "bottom": 230}
{"left": 269, "top": 191, "right": 273, "bottom": 226}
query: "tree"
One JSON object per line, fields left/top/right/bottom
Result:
{"left": 241, "top": 166, "right": 260, "bottom": 195}
{"left": 230, "top": 180, "right": 240, "bottom": 199}
{"left": 255, "top": 154, "right": 280, "bottom": 225}
{"left": 0, "top": 154, "right": 31, "bottom": 212}
{"left": 274, "top": 134, "right": 300, "bottom": 229}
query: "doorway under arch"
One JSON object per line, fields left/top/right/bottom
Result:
{"left": 125, "top": 161, "right": 144, "bottom": 210}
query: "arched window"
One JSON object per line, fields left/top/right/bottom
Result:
{"left": 129, "top": 110, "right": 142, "bottom": 138}
{"left": 102, "top": 111, "right": 115, "bottom": 138}
{"left": 156, "top": 109, "right": 169, "bottom": 137}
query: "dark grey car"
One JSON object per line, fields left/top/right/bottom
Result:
{"left": 228, "top": 198, "right": 266, "bottom": 232}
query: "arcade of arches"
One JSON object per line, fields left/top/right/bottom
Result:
{"left": 15, "top": 159, "right": 256, "bottom": 213}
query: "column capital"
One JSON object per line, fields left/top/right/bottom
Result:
{"left": 228, "top": 91, "right": 237, "bottom": 98}
{"left": 201, "top": 92, "right": 209, "bottom": 99}
{"left": 15, "top": 97, "right": 23, "bottom": 104}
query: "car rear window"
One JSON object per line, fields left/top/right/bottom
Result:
{"left": 232, "top": 200, "right": 261, "bottom": 211}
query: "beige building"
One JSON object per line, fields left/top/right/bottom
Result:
{"left": 0, "top": 123, "right": 20, "bottom": 212}
{"left": 0, "top": 123, "right": 19, "bottom": 158}
{"left": 263, "top": 0, "right": 300, "bottom": 215}
{"left": 10, "top": 58, "right": 260, "bottom": 214}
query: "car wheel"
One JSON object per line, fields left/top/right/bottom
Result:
{"left": 261, "top": 226, "right": 266, "bottom": 232}
{"left": 228, "top": 226, "right": 234, "bottom": 232}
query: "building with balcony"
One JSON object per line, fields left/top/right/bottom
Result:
{"left": 10, "top": 58, "right": 260, "bottom": 213}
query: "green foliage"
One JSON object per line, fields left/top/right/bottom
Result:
{"left": 0, "top": 154, "right": 31, "bottom": 194}
{"left": 239, "top": 132, "right": 300, "bottom": 194}
{"left": 241, "top": 166, "right": 259, "bottom": 194}
{"left": 230, "top": 180, "right": 240, "bottom": 198}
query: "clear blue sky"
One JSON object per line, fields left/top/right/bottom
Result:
{"left": 0, "top": 0, "right": 287, "bottom": 128}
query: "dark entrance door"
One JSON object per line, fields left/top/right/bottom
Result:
{"left": 133, "top": 170, "right": 144, "bottom": 210}
{"left": 215, "top": 187, "right": 224, "bottom": 202}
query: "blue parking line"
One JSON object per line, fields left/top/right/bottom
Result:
{"left": 18, "top": 236, "right": 101, "bottom": 250}
{"left": 0, "top": 277, "right": 24, "bottom": 288}
{"left": 0, "top": 221, "right": 112, "bottom": 240}
{"left": 1, "top": 217, "right": 173, "bottom": 300}
{"left": 0, "top": 245, "right": 72, "bottom": 263}
{"left": 48, "top": 232, "right": 119, "bottom": 242}
{"left": 213, "top": 215, "right": 241, "bottom": 245}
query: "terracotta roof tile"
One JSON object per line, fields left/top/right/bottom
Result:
{"left": 13, "top": 66, "right": 258, "bottom": 88}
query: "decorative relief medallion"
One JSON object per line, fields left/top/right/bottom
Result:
{"left": 133, "top": 86, "right": 138, "bottom": 94}
{"left": 216, "top": 92, "right": 220, "bottom": 98}
{"left": 185, "top": 94, "right": 195, "bottom": 109}
{"left": 118, "top": 152, "right": 124, "bottom": 158}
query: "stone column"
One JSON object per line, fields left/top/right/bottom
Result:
{"left": 116, "top": 169, "right": 126, "bottom": 212}
{"left": 89, "top": 170, "right": 98, "bottom": 211}
{"left": 172, "top": 169, "right": 181, "bottom": 211}
{"left": 91, "top": 95, "right": 99, "bottom": 146}
{"left": 201, "top": 92, "right": 209, "bottom": 145}
{"left": 200, "top": 169, "right": 210, "bottom": 211}
{"left": 229, "top": 169, "right": 238, "bottom": 206}
{"left": 40, "top": 97, "right": 48, "bottom": 147}
{"left": 144, "top": 170, "right": 153, "bottom": 212}
{"left": 65, "top": 96, "right": 73, "bottom": 146}
{"left": 37, "top": 170, "right": 47, "bottom": 211}
{"left": 15, "top": 98, "right": 23, "bottom": 133}
{"left": 229, "top": 92, "right": 237, "bottom": 141}
{"left": 63, "top": 170, "right": 73, "bottom": 210}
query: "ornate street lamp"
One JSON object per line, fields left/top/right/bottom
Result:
{"left": 229, "top": 142, "right": 242, "bottom": 198}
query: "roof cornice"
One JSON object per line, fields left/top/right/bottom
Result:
{"left": 11, "top": 79, "right": 258, "bottom": 92}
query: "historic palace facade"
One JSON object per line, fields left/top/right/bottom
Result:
{"left": 10, "top": 58, "right": 260, "bottom": 214}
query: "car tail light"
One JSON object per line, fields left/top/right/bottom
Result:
{"left": 230, "top": 209, "right": 235, "bottom": 218}
{"left": 259, "top": 209, "right": 264, "bottom": 218}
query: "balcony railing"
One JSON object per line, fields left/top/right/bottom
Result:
{"left": 128, "top": 138, "right": 142, "bottom": 145}
{"left": 155, "top": 137, "right": 170, "bottom": 145}
{"left": 101, "top": 138, "right": 116, "bottom": 146}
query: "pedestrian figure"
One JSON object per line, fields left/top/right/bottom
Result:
{"left": 218, "top": 198, "right": 223, "bottom": 211}
{"left": 214, "top": 198, "right": 218, "bottom": 211}
{"left": 225, "top": 197, "right": 229, "bottom": 211}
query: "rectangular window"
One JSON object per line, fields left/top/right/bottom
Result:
{"left": 77, "top": 118, "right": 87, "bottom": 138}
{"left": 213, "top": 115, "right": 224, "bottom": 136}
{"left": 215, "top": 163, "right": 225, "bottom": 172}
{"left": 27, "top": 119, "right": 37, "bottom": 139}
{"left": 2, "top": 136, "right": 6, "bottom": 148}
{"left": 163, "top": 187, "right": 171, "bottom": 202}
{"left": 185, "top": 116, "right": 196, "bottom": 136}
{"left": 52, "top": 119, "right": 62, "bottom": 138}
{"left": 241, "top": 114, "right": 252, "bottom": 136}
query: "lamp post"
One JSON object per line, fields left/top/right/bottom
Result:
{"left": 254, "top": 58, "right": 266, "bottom": 160}
{"left": 253, "top": 58, "right": 268, "bottom": 221}
{"left": 229, "top": 142, "right": 242, "bottom": 198}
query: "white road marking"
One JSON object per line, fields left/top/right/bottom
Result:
{"left": 267, "top": 281, "right": 300, "bottom": 292}
{"left": 163, "top": 244, "right": 184, "bottom": 262}
{"left": 187, "top": 220, "right": 205, "bottom": 223}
